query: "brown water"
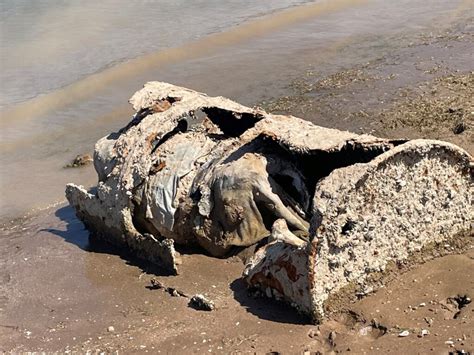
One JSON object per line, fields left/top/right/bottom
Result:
{"left": 0, "top": 0, "right": 471, "bottom": 221}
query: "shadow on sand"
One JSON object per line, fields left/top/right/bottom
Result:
{"left": 230, "top": 278, "right": 310, "bottom": 325}
{"left": 43, "top": 205, "right": 174, "bottom": 276}
{"left": 46, "top": 206, "right": 311, "bottom": 323}
{"left": 43, "top": 205, "right": 90, "bottom": 249}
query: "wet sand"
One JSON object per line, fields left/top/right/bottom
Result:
{"left": 1, "top": 1, "right": 473, "bottom": 353}
{"left": 1, "top": 209, "right": 472, "bottom": 353}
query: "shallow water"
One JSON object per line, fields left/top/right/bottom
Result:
{"left": 0, "top": 0, "right": 314, "bottom": 108}
{"left": 0, "top": 0, "right": 470, "bottom": 220}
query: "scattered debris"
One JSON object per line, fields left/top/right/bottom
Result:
{"left": 147, "top": 278, "right": 187, "bottom": 297}
{"left": 380, "top": 73, "right": 474, "bottom": 135}
{"left": 189, "top": 294, "right": 215, "bottom": 311}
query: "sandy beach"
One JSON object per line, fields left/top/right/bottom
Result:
{"left": 1, "top": 0, "right": 473, "bottom": 353}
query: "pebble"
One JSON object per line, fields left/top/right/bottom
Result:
{"left": 307, "top": 329, "right": 320, "bottom": 338}
{"left": 399, "top": 330, "right": 410, "bottom": 337}
{"left": 66, "top": 153, "right": 93, "bottom": 168}
{"left": 359, "top": 326, "right": 372, "bottom": 336}
{"left": 188, "top": 294, "right": 215, "bottom": 311}
{"left": 107, "top": 326, "right": 115, "bottom": 332}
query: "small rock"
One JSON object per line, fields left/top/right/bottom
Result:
{"left": 107, "top": 326, "right": 115, "bottom": 332}
{"left": 452, "top": 120, "right": 466, "bottom": 135}
{"left": 399, "top": 330, "right": 410, "bottom": 337}
{"left": 419, "top": 302, "right": 426, "bottom": 307}
{"left": 148, "top": 278, "right": 164, "bottom": 290}
{"left": 308, "top": 329, "right": 321, "bottom": 338}
{"left": 328, "top": 331, "right": 337, "bottom": 346}
{"left": 66, "top": 154, "right": 93, "bottom": 168}
{"left": 445, "top": 340, "right": 454, "bottom": 345}
{"left": 419, "top": 329, "right": 429, "bottom": 337}
{"left": 189, "top": 294, "right": 215, "bottom": 311}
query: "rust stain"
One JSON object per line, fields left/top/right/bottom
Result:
{"left": 275, "top": 255, "right": 299, "bottom": 282}
{"left": 250, "top": 269, "right": 285, "bottom": 295}
{"left": 151, "top": 99, "right": 172, "bottom": 113}
{"left": 145, "top": 132, "right": 158, "bottom": 149}
{"left": 150, "top": 160, "right": 166, "bottom": 175}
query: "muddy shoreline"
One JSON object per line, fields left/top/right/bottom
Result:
{"left": 1, "top": 7, "right": 473, "bottom": 354}
{"left": 260, "top": 17, "right": 474, "bottom": 155}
